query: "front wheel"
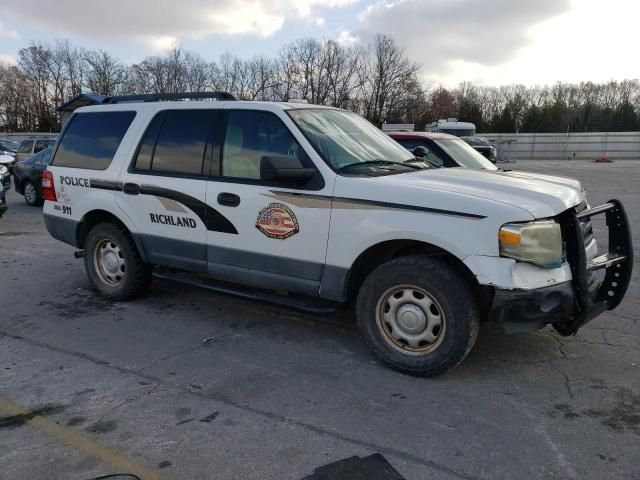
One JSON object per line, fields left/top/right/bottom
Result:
{"left": 84, "top": 222, "right": 152, "bottom": 300}
{"left": 356, "top": 256, "right": 480, "bottom": 377}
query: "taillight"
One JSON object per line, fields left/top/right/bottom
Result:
{"left": 41, "top": 170, "right": 57, "bottom": 201}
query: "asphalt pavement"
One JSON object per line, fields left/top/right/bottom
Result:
{"left": 1, "top": 160, "right": 638, "bottom": 480}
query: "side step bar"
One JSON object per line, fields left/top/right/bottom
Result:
{"left": 152, "top": 270, "right": 339, "bottom": 316}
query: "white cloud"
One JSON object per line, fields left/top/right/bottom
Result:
{"left": 337, "top": 30, "right": 359, "bottom": 47}
{"left": 0, "top": 20, "right": 19, "bottom": 39}
{"left": 0, "top": 53, "right": 17, "bottom": 65}
{"left": 142, "top": 36, "right": 179, "bottom": 54}
{"left": 0, "top": 0, "right": 359, "bottom": 48}
{"left": 415, "top": 0, "right": 640, "bottom": 86}
{"left": 357, "top": 0, "right": 571, "bottom": 79}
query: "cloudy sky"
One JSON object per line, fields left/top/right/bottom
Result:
{"left": 0, "top": 0, "right": 637, "bottom": 86}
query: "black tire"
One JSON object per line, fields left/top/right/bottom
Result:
{"left": 23, "top": 180, "right": 42, "bottom": 206}
{"left": 84, "top": 222, "right": 152, "bottom": 301}
{"left": 356, "top": 255, "right": 480, "bottom": 377}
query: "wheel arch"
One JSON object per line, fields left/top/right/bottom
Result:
{"left": 76, "top": 209, "right": 148, "bottom": 262}
{"left": 342, "top": 239, "right": 492, "bottom": 314}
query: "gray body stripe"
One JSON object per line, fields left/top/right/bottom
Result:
{"left": 90, "top": 180, "right": 122, "bottom": 191}
{"left": 268, "top": 190, "right": 486, "bottom": 219}
{"left": 207, "top": 245, "right": 324, "bottom": 281}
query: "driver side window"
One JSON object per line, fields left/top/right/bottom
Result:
{"left": 222, "top": 111, "right": 307, "bottom": 180}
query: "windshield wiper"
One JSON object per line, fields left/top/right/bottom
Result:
{"left": 338, "top": 159, "right": 423, "bottom": 172}
{"left": 405, "top": 157, "right": 442, "bottom": 168}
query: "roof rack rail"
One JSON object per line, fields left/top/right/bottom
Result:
{"left": 103, "top": 91, "right": 239, "bottom": 103}
{"left": 57, "top": 91, "right": 238, "bottom": 114}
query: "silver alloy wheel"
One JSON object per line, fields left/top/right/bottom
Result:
{"left": 93, "top": 238, "right": 126, "bottom": 286}
{"left": 376, "top": 284, "right": 446, "bottom": 355}
{"left": 24, "top": 182, "right": 37, "bottom": 204}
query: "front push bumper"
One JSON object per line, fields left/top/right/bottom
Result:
{"left": 489, "top": 200, "right": 633, "bottom": 334}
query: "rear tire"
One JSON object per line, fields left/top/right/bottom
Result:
{"left": 84, "top": 222, "right": 152, "bottom": 300}
{"left": 23, "top": 181, "right": 42, "bottom": 206}
{"left": 356, "top": 255, "right": 480, "bottom": 377}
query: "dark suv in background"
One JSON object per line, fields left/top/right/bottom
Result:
{"left": 462, "top": 136, "right": 497, "bottom": 163}
{"left": 16, "top": 137, "right": 57, "bottom": 163}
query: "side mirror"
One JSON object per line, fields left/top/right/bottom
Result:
{"left": 260, "top": 155, "right": 315, "bottom": 183}
{"left": 412, "top": 146, "right": 429, "bottom": 158}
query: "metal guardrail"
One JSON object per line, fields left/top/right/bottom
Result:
{"left": 0, "top": 132, "right": 59, "bottom": 142}
{"left": 482, "top": 132, "right": 640, "bottom": 161}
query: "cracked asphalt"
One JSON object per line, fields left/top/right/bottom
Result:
{"left": 1, "top": 160, "right": 639, "bottom": 480}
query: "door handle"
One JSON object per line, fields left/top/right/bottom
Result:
{"left": 122, "top": 182, "right": 140, "bottom": 195}
{"left": 217, "top": 192, "right": 240, "bottom": 207}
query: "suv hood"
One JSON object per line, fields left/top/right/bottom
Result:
{"left": 500, "top": 170, "right": 583, "bottom": 192}
{"left": 385, "top": 168, "right": 584, "bottom": 218}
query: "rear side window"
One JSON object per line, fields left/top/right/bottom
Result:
{"left": 52, "top": 111, "right": 136, "bottom": 170}
{"left": 18, "top": 140, "right": 33, "bottom": 154}
{"left": 133, "top": 110, "right": 219, "bottom": 176}
{"left": 38, "top": 149, "right": 53, "bottom": 165}
{"left": 34, "top": 140, "right": 49, "bottom": 153}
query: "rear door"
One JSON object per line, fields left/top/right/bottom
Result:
{"left": 116, "top": 109, "right": 223, "bottom": 272}
{"left": 204, "top": 109, "right": 332, "bottom": 296}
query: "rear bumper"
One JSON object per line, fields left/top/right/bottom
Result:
{"left": 43, "top": 213, "right": 78, "bottom": 247}
{"left": 489, "top": 200, "right": 633, "bottom": 334}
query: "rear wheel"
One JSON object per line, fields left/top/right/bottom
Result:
{"left": 356, "top": 255, "right": 480, "bottom": 377}
{"left": 84, "top": 222, "right": 152, "bottom": 300}
{"left": 23, "top": 181, "right": 42, "bottom": 206}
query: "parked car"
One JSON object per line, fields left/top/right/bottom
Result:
{"left": 0, "top": 153, "right": 16, "bottom": 174}
{"left": 463, "top": 136, "right": 497, "bottom": 163}
{"left": 0, "top": 191, "right": 6, "bottom": 217}
{"left": 13, "top": 147, "right": 53, "bottom": 206}
{"left": 0, "top": 164, "right": 8, "bottom": 217}
{"left": 15, "top": 137, "right": 57, "bottom": 163}
{"left": 0, "top": 163, "right": 9, "bottom": 192}
{"left": 42, "top": 92, "right": 632, "bottom": 377}
{"left": 387, "top": 131, "right": 497, "bottom": 169}
{"left": 0, "top": 139, "right": 19, "bottom": 156}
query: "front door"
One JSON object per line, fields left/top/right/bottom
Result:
{"left": 205, "top": 109, "right": 333, "bottom": 296}
{"left": 116, "top": 109, "right": 223, "bottom": 272}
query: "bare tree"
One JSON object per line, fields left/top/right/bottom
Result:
{"left": 359, "top": 35, "right": 421, "bottom": 126}
{"left": 84, "top": 49, "right": 125, "bottom": 95}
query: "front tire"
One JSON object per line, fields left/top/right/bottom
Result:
{"left": 84, "top": 222, "right": 152, "bottom": 300}
{"left": 356, "top": 256, "right": 480, "bottom": 377}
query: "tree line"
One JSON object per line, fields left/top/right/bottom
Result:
{"left": 1, "top": 36, "right": 639, "bottom": 133}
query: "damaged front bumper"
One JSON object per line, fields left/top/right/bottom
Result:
{"left": 488, "top": 200, "right": 633, "bottom": 334}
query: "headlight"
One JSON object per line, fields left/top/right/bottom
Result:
{"left": 0, "top": 165, "right": 7, "bottom": 175}
{"left": 499, "top": 220, "right": 563, "bottom": 268}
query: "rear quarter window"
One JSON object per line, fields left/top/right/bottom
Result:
{"left": 18, "top": 140, "right": 33, "bottom": 154}
{"left": 52, "top": 111, "right": 136, "bottom": 170}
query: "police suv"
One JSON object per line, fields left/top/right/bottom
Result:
{"left": 43, "top": 92, "right": 633, "bottom": 376}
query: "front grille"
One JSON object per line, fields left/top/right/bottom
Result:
{"left": 575, "top": 201, "right": 594, "bottom": 246}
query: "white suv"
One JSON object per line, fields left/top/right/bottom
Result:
{"left": 43, "top": 92, "right": 633, "bottom": 376}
